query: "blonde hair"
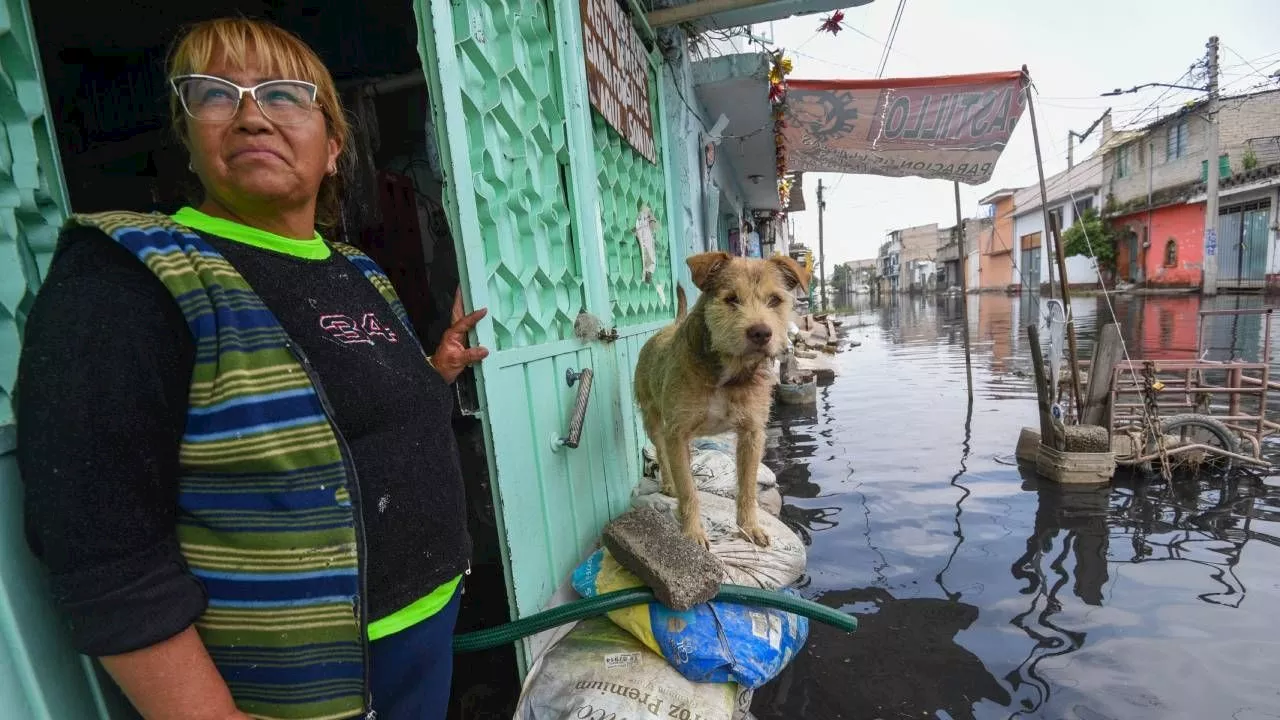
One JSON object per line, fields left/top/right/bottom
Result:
{"left": 166, "top": 17, "right": 351, "bottom": 229}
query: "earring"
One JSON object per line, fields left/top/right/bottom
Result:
{"left": 188, "top": 161, "right": 195, "bottom": 172}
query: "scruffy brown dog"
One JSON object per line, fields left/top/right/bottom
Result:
{"left": 634, "top": 251, "right": 810, "bottom": 547}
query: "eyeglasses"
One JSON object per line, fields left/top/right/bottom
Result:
{"left": 171, "top": 74, "right": 319, "bottom": 126}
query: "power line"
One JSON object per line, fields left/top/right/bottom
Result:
{"left": 828, "top": 4, "right": 907, "bottom": 199}
{"left": 874, "top": 0, "right": 907, "bottom": 79}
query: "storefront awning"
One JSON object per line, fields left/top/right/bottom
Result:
{"left": 693, "top": 52, "right": 781, "bottom": 210}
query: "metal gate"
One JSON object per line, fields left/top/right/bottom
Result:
{"left": 415, "top": 0, "right": 676, "bottom": 668}
{"left": 1216, "top": 200, "right": 1271, "bottom": 287}
{"left": 1020, "top": 245, "right": 1041, "bottom": 289}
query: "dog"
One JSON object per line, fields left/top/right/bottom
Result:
{"left": 634, "top": 251, "right": 810, "bottom": 548}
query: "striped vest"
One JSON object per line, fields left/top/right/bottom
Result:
{"left": 67, "top": 211, "right": 421, "bottom": 720}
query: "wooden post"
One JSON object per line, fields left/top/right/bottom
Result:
{"left": 1025, "top": 66, "right": 1084, "bottom": 421}
{"left": 954, "top": 181, "right": 974, "bottom": 402}
{"left": 1023, "top": 66, "right": 1057, "bottom": 300}
{"left": 1028, "top": 323, "right": 1064, "bottom": 450}
{"left": 1047, "top": 215, "right": 1085, "bottom": 420}
{"left": 1082, "top": 323, "right": 1124, "bottom": 427}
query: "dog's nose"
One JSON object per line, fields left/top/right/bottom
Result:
{"left": 746, "top": 324, "right": 772, "bottom": 346}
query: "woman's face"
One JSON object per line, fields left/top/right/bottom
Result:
{"left": 185, "top": 50, "right": 340, "bottom": 218}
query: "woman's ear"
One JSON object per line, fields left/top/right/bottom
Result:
{"left": 326, "top": 136, "right": 342, "bottom": 175}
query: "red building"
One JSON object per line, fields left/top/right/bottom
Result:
{"left": 1110, "top": 202, "right": 1204, "bottom": 288}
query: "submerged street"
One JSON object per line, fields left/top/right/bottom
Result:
{"left": 752, "top": 292, "right": 1280, "bottom": 720}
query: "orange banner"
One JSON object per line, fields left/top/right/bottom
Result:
{"left": 781, "top": 71, "right": 1027, "bottom": 185}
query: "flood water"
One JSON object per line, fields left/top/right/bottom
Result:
{"left": 751, "top": 292, "right": 1280, "bottom": 720}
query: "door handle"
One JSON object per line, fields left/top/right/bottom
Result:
{"left": 557, "top": 367, "right": 594, "bottom": 449}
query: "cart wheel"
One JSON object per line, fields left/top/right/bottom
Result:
{"left": 1144, "top": 413, "right": 1240, "bottom": 476}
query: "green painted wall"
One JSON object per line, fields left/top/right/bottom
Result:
{"left": 0, "top": 0, "right": 136, "bottom": 717}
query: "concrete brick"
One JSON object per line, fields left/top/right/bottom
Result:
{"left": 602, "top": 507, "right": 725, "bottom": 611}
{"left": 1064, "top": 424, "right": 1110, "bottom": 453}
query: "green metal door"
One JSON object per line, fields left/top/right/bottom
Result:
{"left": 1216, "top": 201, "right": 1270, "bottom": 286}
{"left": 1020, "top": 246, "right": 1041, "bottom": 289}
{"left": 415, "top": 0, "right": 677, "bottom": 667}
{"left": 0, "top": 0, "right": 135, "bottom": 717}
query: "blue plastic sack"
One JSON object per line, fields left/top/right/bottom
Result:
{"left": 571, "top": 548, "right": 808, "bottom": 689}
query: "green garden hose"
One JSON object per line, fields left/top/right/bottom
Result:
{"left": 452, "top": 584, "right": 857, "bottom": 653}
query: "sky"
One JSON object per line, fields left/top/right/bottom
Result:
{"left": 760, "top": 0, "right": 1280, "bottom": 273}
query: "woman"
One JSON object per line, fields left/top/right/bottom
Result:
{"left": 17, "top": 17, "right": 486, "bottom": 720}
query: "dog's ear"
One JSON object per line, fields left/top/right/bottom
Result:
{"left": 769, "top": 255, "right": 810, "bottom": 292}
{"left": 687, "top": 251, "right": 732, "bottom": 291}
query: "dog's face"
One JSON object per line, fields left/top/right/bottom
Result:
{"left": 687, "top": 251, "right": 811, "bottom": 360}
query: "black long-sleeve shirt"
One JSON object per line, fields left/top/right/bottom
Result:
{"left": 17, "top": 226, "right": 471, "bottom": 655}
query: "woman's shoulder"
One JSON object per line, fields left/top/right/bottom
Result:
{"left": 63, "top": 209, "right": 185, "bottom": 239}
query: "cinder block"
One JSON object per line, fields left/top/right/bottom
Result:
{"left": 603, "top": 507, "right": 724, "bottom": 611}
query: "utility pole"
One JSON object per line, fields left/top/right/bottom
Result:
{"left": 817, "top": 178, "right": 827, "bottom": 311}
{"left": 1202, "top": 35, "right": 1221, "bottom": 296}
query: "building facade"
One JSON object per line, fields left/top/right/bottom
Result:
{"left": 878, "top": 235, "right": 902, "bottom": 294}
{"left": 1101, "top": 89, "right": 1280, "bottom": 289}
{"left": 1012, "top": 153, "right": 1104, "bottom": 290}
{"left": 977, "top": 188, "right": 1018, "bottom": 291}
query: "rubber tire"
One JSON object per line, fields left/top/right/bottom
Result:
{"left": 1147, "top": 413, "right": 1240, "bottom": 474}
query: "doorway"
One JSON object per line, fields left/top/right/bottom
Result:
{"left": 1216, "top": 199, "right": 1271, "bottom": 289}
{"left": 1018, "top": 237, "right": 1039, "bottom": 289}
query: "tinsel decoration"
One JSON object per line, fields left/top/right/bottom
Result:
{"left": 769, "top": 51, "right": 794, "bottom": 208}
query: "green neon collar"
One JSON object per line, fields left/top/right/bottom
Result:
{"left": 171, "top": 206, "right": 331, "bottom": 260}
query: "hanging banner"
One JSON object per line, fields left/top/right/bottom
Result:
{"left": 780, "top": 71, "right": 1027, "bottom": 185}
{"left": 580, "top": 0, "right": 657, "bottom": 163}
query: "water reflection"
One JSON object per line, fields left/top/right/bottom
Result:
{"left": 754, "top": 291, "right": 1280, "bottom": 720}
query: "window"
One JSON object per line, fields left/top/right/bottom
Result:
{"left": 1116, "top": 144, "right": 1132, "bottom": 179}
{"left": 1201, "top": 154, "right": 1231, "bottom": 181}
{"left": 1021, "top": 232, "right": 1042, "bottom": 250}
{"left": 1166, "top": 120, "right": 1189, "bottom": 161}
{"left": 1164, "top": 239, "right": 1178, "bottom": 267}
{"left": 1073, "top": 196, "right": 1094, "bottom": 220}
{"left": 1047, "top": 207, "right": 1065, "bottom": 234}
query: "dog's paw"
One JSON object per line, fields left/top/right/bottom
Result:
{"left": 683, "top": 524, "right": 711, "bottom": 550}
{"left": 740, "top": 523, "right": 771, "bottom": 547}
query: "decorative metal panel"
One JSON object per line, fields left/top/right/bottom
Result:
{"left": 448, "top": 0, "right": 583, "bottom": 351}
{"left": 0, "top": 0, "right": 69, "bottom": 426}
{"left": 416, "top": 0, "right": 641, "bottom": 658}
{"left": 0, "top": 5, "right": 138, "bottom": 720}
{"left": 593, "top": 71, "right": 674, "bottom": 328}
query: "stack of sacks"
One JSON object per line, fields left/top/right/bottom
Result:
{"left": 638, "top": 433, "right": 782, "bottom": 517}
{"left": 513, "top": 617, "right": 754, "bottom": 720}
{"left": 571, "top": 492, "right": 809, "bottom": 690}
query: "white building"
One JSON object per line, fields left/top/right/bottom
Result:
{"left": 1012, "top": 153, "right": 1104, "bottom": 289}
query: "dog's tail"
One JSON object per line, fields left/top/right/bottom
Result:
{"left": 676, "top": 284, "right": 688, "bottom": 321}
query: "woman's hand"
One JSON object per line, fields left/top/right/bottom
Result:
{"left": 430, "top": 288, "right": 489, "bottom": 384}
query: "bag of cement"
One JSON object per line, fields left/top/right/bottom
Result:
{"left": 633, "top": 491, "right": 805, "bottom": 590}
{"left": 571, "top": 549, "right": 809, "bottom": 689}
{"left": 515, "top": 617, "right": 752, "bottom": 720}
{"left": 639, "top": 436, "right": 780, "bottom": 515}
